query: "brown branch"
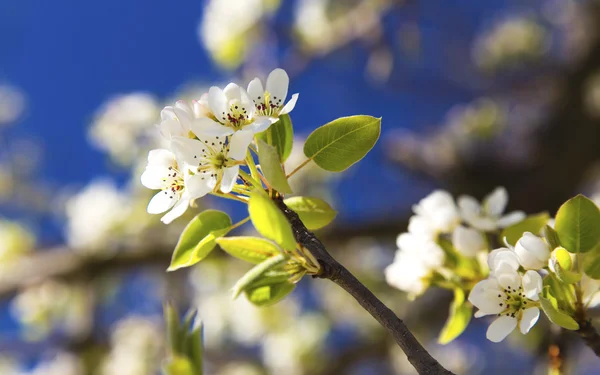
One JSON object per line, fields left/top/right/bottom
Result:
{"left": 576, "top": 320, "right": 600, "bottom": 357}
{"left": 273, "top": 196, "right": 453, "bottom": 375}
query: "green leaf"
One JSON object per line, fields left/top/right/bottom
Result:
{"left": 256, "top": 114, "right": 294, "bottom": 162}
{"left": 303, "top": 115, "right": 381, "bottom": 172}
{"left": 553, "top": 247, "right": 572, "bottom": 270}
{"left": 539, "top": 286, "right": 579, "bottom": 330}
{"left": 186, "top": 324, "right": 204, "bottom": 375}
{"left": 245, "top": 281, "right": 296, "bottom": 307}
{"left": 248, "top": 192, "right": 296, "bottom": 251}
{"left": 283, "top": 196, "right": 337, "bottom": 230}
{"left": 553, "top": 263, "right": 582, "bottom": 284}
{"left": 231, "top": 254, "right": 288, "bottom": 298}
{"left": 216, "top": 236, "right": 281, "bottom": 264}
{"left": 543, "top": 274, "right": 576, "bottom": 313}
{"left": 438, "top": 289, "right": 472, "bottom": 344}
{"left": 583, "top": 249, "right": 600, "bottom": 279}
{"left": 163, "top": 356, "right": 195, "bottom": 375}
{"left": 555, "top": 195, "right": 600, "bottom": 253}
{"left": 544, "top": 225, "right": 561, "bottom": 250}
{"left": 168, "top": 210, "right": 232, "bottom": 271}
{"left": 500, "top": 212, "right": 549, "bottom": 246}
{"left": 164, "top": 303, "right": 183, "bottom": 355}
{"left": 257, "top": 138, "right": 292, "bottom": 193}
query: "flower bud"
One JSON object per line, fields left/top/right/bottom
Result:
{"left": 514, "top": 232, "right": 550, "bottom": 270}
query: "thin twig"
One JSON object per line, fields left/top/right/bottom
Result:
{"left": 273, "top": 196, "right": 453, "bottom": 375}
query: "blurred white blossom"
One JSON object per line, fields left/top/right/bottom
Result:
{"left": 89, "top": 93, "right": 160, "bottom": 165}
{"left": 28, "top": 353, "right": 83, "bottom": 375}
{"left": 0, "top": 85, "right": 26, "bottom": 125}
{"left": 64, "top": 179, "right": 131, "bottom": 253}
{"left": 458, "top": 187, "right": 525, "bottom": 232}
{"left": 452, "top": 225, "right": 486, "bottom": 257}
{"left": 409, "top": 190, "right": 460, "bottom": 238}
{"left": 101, "top": 317, "right": 164, "bottom": 375}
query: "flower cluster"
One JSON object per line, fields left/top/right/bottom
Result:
{"left": 385, "top": 187, "right": 524, "bottom": 298}
{"left": 141, "top": 69, "right": 298, "bottom": 224}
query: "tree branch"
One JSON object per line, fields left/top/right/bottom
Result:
{"left": 273, "top": 196, "right": 453, "bottom": 375}
{"left": 576, "top": 319, "right": 600, "bottom": 357}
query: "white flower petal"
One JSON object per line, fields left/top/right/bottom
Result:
{"left": 228, "top": 130, "right": 254, "bottom": 160}
{"left": 497, "top": 211, "right": 527, "bottom": 228}
{"left": 171, "top": 137, "right": 204, "bottom": 166}
{"left": 191, "top": 117, "right": 233, "bottom": 138}
{"left": 148, "top": 149, "right": 176, "bottom": 167}
{"left": 161, "top": 106, "right": 177, "bottom": 120}
{"left": 486, "top": 316, "right": 517, "bottom": 342}
{"left": 220, "top": 166, "right": 239, "bottom": 193}
{"left": 224, "top": 83, "right": 243, "bottom": 102}
{"left": 488, "top": 248, "right": 520, "bottom": 273}
{"left": 468, "top": 279, "right": 505, "bottom": 315}
{"left": 522, "top": 270, "right": 543, "bottom": 301}
{"left": 208, "top": 86, "right": 228, "bottom": 123}
{"left": 280, "top": 93, "right": 299, "bottom": 115}
{"left": 239, "top": 87, "right": 255, "bottom": 118}
{"left": 458, "top": 195, "right": 481, "bottom": 218}
{"left": 141, "top": 167, "right": 165, "bottom": 190}
{"left": 246, "top": 118, "right": 272, "bottom": 134}
{"left": 147, "top": 191, "right": 177, "bottom": 214}
{"left": 519, "top": 307, "right": 540, "bottom": 334}
{"left": 496, "top": 266, "right": 521, "bottom": 290}
{"left": 161, "top": 197, "right": 189, "bottom": 224}
{"left": 266, "top": 68, "right": 289, "bottom": 106}
{"left": 484, "top": 187, "right": 508, "bottom": 217}
{"left": 452, "top": 225, "right": 485, "bottom": 257}
{"left": 186, "top": 175, "right": 213, "bottom": 199}
{"left": 159, "top": 119, "right": 185, "bottom": 139}
{"left": 247, "top": 77, "right": 264, "bottom": 103}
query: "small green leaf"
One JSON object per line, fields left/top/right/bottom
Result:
{"left": 216, "top": 236, "right": 281, "bottom": 264}
{"left": 553, "top": 263, "right": 582, "bottom": 284}
{"left": 256, "top": 114, "right": 294, "bottom": 162}
{"left": 544, "top": 225, "right": 561, "bottom": 250}
{"left": 284, "top": 196, "right": 337, "bottom": 230}
{"left": 163, "top": 356, "right": 195, "bottom": 375}
{"left": 304, "top": 115, "right": 381, "bottom": 172}
{"left": 539, "top": 287, "right": 579, "bottom": 330}
{"left": 438, "top": 289, "right": 472, "bottom": 344}
{"left": 543, "top": 274, "right": 576, "bottom": 313}
{"left": 245, "top": 281, "right": 296, "bottom": 307}
{"left": 500, "top": 212, "right": 549, "bottom": 246}
{"left": 555, "top": 195, "right": 600, "bottom": 253}
{"left": 553, "top": 247, "right": 572, "bottom": 270}
{"left": 168, "top": 210, "right": 232, "bottom": 271}
{"left": 164, "top": 303, "right": 182, "bottom": 355}
{"left": 583, "top": 249, "right": 600, "bottom": 279}
{"left": 257, "top": 138, "right": 292, "bottom": 193}
{"left": 187, "top": 324, "right": 204, "bottom": 375}
{"left": 231, "top": 254, "right": 288, "bottom": 298}
{"left": 248, "top": 192, "right": 296, "bottom": 250}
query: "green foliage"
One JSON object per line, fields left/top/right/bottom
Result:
{"left": 257, "top": 114, "right": 294, "bottom": 162}
{"left": 303, "top": 115, "right": 381, "bottom": 172}
{"left": 245, "top": 280, "right": 296, "bottom": 307}
{"left": 539, "top": 286, "right": 579, "bottom": 330}
{"left": 543, "top": 274, "right": 576, "bottom": 313}
{"left": 583, "top": 249, "right": 600, "bottom": 279}
{"left": 555, "top": 195, "right": 600, "bottom": 253}
{"left": 552, "top": 247, "right": 581, "bottom": 284}
{"left": 168, "top": 210, "right": 232, "bottom": 271}
{"left": 500, "top": 212, "right": 549, "bottom": 246}
{"left": 248, "top": 192, "right": 296, "bottom": 251}
{"left": 284, "top": 196, "right": 337, "bottom": 230}
{"left": 438, "top": 289, "right": 472, "bottom": 344}
{"left": 231, "top": 254, "right": 288, "bottom": 298}
{"left": 543, "top": 225, "right": 561, "bottom": 250}
{"left": 257, "top": 138, "right": 292, "bottom": 193}
{"left": 163, "top": 303, "right": 203, "bottom": 375}
{"left": 216, "top": 236, "right": 281, "bottom": 264}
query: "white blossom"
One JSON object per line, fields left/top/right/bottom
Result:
{"left": 385, "top": 233, "right": 445, "bottom": 296}
{"left": 514, "top": 232, "right": 551, "bottom": 270}
{"left": 192, "top": 83, "right": 271, "bottom": 137}
{"left": 458, "top": 187, "right": 525, "bottom": 231}
{"left": 65, "top": 179, "right": 131, "bottom": 251}
{"left": 171, "top": 129, "right": 252, "bottom": 198}
{"left": 29, "top": 353, "right": 83, "bottom": 375}
{"left": 247, "top": 68, "right": 299, "bottom": 122}
{"left": 452, "top": 225, "right": 486, "bottom": 257}
{"left": 409, "top": 190, "right": 460, "bottom": 238}
{"left": 469, "top": 266, "right": 542, "bottom": 342}
{"left": 141, "top": 149, "right": 192, "bottom": 224}
{"left": 159, "top": 98, "right": 210, "bottom": 140}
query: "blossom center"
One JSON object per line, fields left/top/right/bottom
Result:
{"left": 161, "top": 165, "right": 185, "bottom": 199}
{"left": 222, "top": 101, "right": 250, "bottom": 129}
{"left": 497, "top": 285, "right": 535, "bottom": 319}
{"left": 254, "top": 91, "right": 283, "bottom": 117}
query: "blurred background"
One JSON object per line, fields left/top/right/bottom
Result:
{"left": 1, "top": 0, "right": 600, "bottom": 374}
